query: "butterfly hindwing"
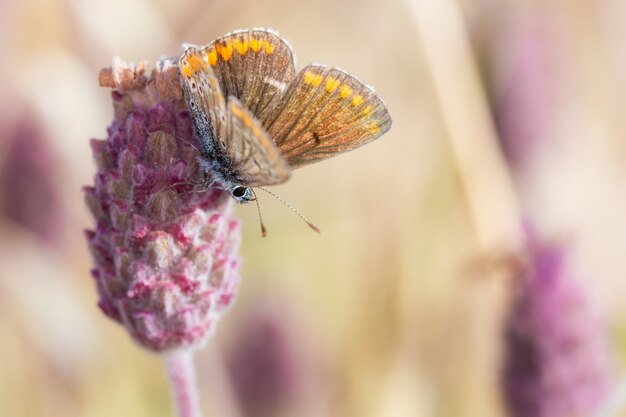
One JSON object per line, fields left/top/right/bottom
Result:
{"left": 201, "top": 29, "right": 296, "bottom": 122}
{"left": 224, "top": 97, "right": 290, "bottom": 187}
{"left": 261, "top": 64, "right": 392, "bottom": 169}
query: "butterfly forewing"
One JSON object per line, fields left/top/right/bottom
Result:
{"left": 225, "top": 98, "right": 290, "bottom": 187}
{"left": 262, "top": 64, "right": 392, "bottom": 169}
{"left": 202, "top": 29, "right": 296, "bottom": 121}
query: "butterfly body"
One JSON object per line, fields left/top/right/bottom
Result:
{"left": 178, "top": 28, "right": 391, "bottom": 203}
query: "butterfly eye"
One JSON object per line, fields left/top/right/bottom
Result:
{"left": 232, "top": 186, "right": 246, "bottom": 197}
{"left": 231, "top": 186, "right": 255, "bottom": 203}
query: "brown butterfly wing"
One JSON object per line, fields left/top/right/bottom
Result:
{"left": 201, "top": 29, "right": 296, "bottom": 121}
{"left": 179, "top": 47, "right": 290, "bottom": 187}
{"left": 179, "top": 47, "right": 227, "bottom": 155}
{"left": 260, "top": 65, "right": 392, "bottom": 169}
{"left": 224, "top": 98, "right": 290, "bottom": 187}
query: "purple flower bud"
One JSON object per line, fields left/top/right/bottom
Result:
{"left": 226, "top": 298, "right": 312, "bottom": 416}
{"left": 491, "top": 15, "right": 560, "bottom": 169}
{"left": 0, "top": 114, "right": 64, "bottom": 245}
{"left": 85, "top": 58, "right": 242, "bottom": 352}
{"left": 502, "top": 233, "right": 613, "bottom": 417}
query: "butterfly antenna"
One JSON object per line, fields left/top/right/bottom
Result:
{"left": 258, "top": 187, "right": 321, "bottom": 234}
{"left": 250, "top": 189, "right": 268, "bottom": 237}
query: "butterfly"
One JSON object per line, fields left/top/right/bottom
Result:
{"left": 178, "top": 28, "right": 392, "bottom": 204}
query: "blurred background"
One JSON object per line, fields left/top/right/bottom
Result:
{"left": 2, "top": 0, "right": 626, "bottom": 416}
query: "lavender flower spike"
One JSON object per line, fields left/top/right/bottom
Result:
{"left": 502, "top": 233, "right": 613, "bottom": 417}
{"left": 84, "top": 57, "right": 242, "bottom": 352}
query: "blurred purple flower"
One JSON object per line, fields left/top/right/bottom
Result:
{"left": 84, "top": 58, "right": 241, "bottom": 352}
{"left": 492, "top": 16, "right": 559, "bottom": 168}
{"left": 227, "top": 300, "right": 310, "bottom": 416}
{"left": 502, "top": 232, "right": 613, "bottom": 417}
{"left": 0, "top": 114, "right": 64, "bottom": 245}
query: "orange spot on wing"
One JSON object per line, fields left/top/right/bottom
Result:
{"left": 231, "top": 105, "right": 243, "bottom": 117}
{"left": 304, "top": 71, "right": 324, "bottom": 87}
{"left": 232, "top": 105, "right": 265, "bottom": 137}
{"left": 325, "top": 77, "right": 340, "bottom": 93}
{"left": 250, "top": 37, "right": 264, "bottom": 52}
{"left": 361, "top": 105, "right": 373, "bottom": 116}
{"left": 181, "top": 62, "right": 193, "bottom": 77}
{"left": 264, "top": 42, "right": 275, "bottom": 54}
{"left": 231, "top": 105, "right": 252, "bottom": 127}
{"left": 216, "top": 41, "right": 233, "bottom": 61}
{"left": 339, "top": 84, "right": 353, "bottom": 98}
{"left": 234, "top": 39, "right": 248, "bottom": 55}
{"left": 186, "top": 53, "right": 206, "bottom": 73}
{"left": 366, "top": 122, "right": 380, "bottom": 134}
{"left": 205, "top": 48, "right": 218, "bottom": 66}
{"left": 351, "top": 94, "right": 364, "bottom": 107}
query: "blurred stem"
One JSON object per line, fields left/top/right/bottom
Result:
{"left": 407, "top": 0, "right": 522, "bottom": 254}
{"left": 166, "top": 350, "right": 203, "bottom": 417}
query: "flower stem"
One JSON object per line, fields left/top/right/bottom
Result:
{"left": 407, "top": 0, "right": 522, "bottom": 253}
{"left": 166, "top": 350, "right": 203, "bottom": 417}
